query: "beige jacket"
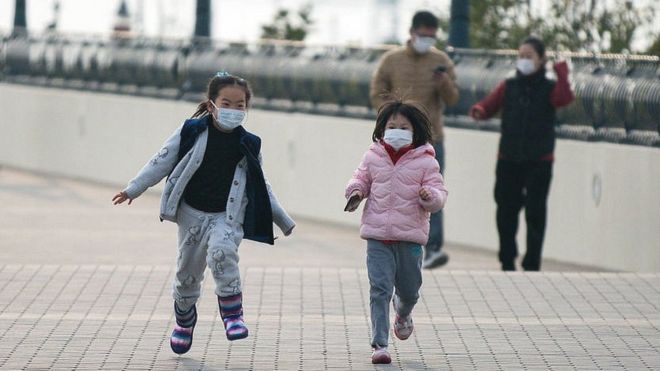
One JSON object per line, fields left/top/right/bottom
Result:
{"left": 370, "top": 44, "right": 459, "bottom": 142}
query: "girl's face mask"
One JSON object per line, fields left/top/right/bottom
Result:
{"left": 210, "top": 101, "right": 247, "bottom": 130}
{"left": 383, "top": 129, "right": 413, "bottom": 150}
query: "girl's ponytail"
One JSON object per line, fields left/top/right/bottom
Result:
{"left": 191, "top": 102, "right": 209, "bottom": 118}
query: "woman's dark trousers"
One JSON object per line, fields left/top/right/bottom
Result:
{"left": 494, "top": 160, "right": 552, "bottom": 271}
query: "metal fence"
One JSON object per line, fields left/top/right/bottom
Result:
{"left": 1, "top": 33, "right": 658, "bottom": 147}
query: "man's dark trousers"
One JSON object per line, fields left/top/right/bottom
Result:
{"left": 426, "top": 141, "right": 445, "bottom": 254}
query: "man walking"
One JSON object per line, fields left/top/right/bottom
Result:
{"left": 370, "top": 10, "right": 459, "bottom": 269}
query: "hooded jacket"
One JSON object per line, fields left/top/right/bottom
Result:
{"left": 345, "top": 142, "right": 448, "bottom": 245}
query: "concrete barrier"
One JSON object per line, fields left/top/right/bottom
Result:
{"left": 1, "top": 83, "right": 658, "bottom": 271}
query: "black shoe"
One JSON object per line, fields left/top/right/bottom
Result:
{"left": 501, "top": 262, "right": 516, "bottom": 271}
{"left": 423, "top": 250, "right": 449, "bottom": 269}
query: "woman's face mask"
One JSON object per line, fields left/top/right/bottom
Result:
{"left": 383, "top": 129, "right": 413, "bottom": 150}
{"left": 516, "top": 43, "right": 543, "bottom": 76}
{"left": 516, "top": 58, "right": 537, "bottom": 76}
{"left": 210, "top": 101, "right": 247, "bottom": 130}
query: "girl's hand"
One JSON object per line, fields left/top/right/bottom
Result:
{"left": 419, "top": 187, "right": 432, "bottom": 201}
{"left": 344, "top": 191, "right": 363, "bottom": 212}
{"left": 112, "top": 191, "right": 133, "bottom": 205}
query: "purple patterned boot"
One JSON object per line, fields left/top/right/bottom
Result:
{"left": 170, "top": 303, "right": 197, "bottom": 354}
{"left": 218, "top": 293, "right": 249, "bottom": 341}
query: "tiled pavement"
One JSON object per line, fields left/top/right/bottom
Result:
{"left": 1, "top": 168, "right": 659, "bottom": 370}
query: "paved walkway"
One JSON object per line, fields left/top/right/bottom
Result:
{"left": 1, "top": 168, "right": 658, "bottom": 370}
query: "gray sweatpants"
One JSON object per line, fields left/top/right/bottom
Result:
{"left": 173, "top": 202, "right": 244, "bottom": 310}
{"left": 367, "top": 239, "right": 423, "bottom": 348}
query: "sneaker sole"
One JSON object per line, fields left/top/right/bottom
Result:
{"left": 423, "top": 254, "right": 449, "bottom": 269}
{"left": 170, "top": 330, "right": 194, "bottom": 354}
{"left": 170, "top": 318, "right": 197, "bottom": 355}
{"left": 394, "top": 328, "right": 412, "bottom": 341}
{"left": 170, "top": 339, "right": 193, "bottom": 354}
{"left": 372, "top": 354, "right": 392, "bottom": 364}
{"left": 227, "top": 330, "right": 249, "bottom": 341}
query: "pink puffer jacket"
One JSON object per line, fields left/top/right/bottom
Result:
{"left": 345, "top": 142, "right": 448, "bottom": 245}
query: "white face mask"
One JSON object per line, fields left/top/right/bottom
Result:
{"left": 383, "top": 129, "right": 413, "bottom": 150}
{"left": 412, "top": 36, "right": 436, "bottom": 54}
{"left": 516, "top": 58, "right": 537, "bottom": 76}
{"left": 211, "top": 101, "right": 247, "bottom": 130}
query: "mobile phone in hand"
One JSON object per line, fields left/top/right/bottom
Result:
{"left": 344, "top": 194, "right": 362, "bottom": 212}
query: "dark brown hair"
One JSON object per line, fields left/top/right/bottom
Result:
{"left": 521, "top": 36, "right": 546, "bottom": 59}
{"left": 191, "top": 74, "right": 253, "bottom": 118}
{"left": 411, "top": 11, "right": 439, "bottom": 30}
{"left": 372, "top": 100, "right": 433, "bottom": 147}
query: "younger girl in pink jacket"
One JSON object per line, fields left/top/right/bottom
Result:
{"left": 345, "top": 100, "right": 448, "bottom": 364}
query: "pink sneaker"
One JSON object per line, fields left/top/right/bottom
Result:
{"left": 392, "top": 296, "right": 414, "bottom": 340}
{"left": 393, "top": 313, "right": 414, "bottom": 340}
{"left": 371, "top": 346, "right": 392, "bottom": 364}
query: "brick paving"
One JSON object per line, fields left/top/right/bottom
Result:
{"left": 1, "top": 168, "right": 658, "bottom": 370}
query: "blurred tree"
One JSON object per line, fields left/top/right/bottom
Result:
{"left": 261, "top": 4, "right": 313, "bottom": 41}
{"left": 469, "top": 0, "right": 533, "bottom": 49}
{"left": 647, "top": 36, "right": 660, "bottom": 57}
{"left": 540, "top": 0, "right": 655, "bottom": 53}
{"left": 46, "top": 1, "right": 60, "bottom": 32}
{"left": 438, "top": 0, "right": 656, "bottom": 53}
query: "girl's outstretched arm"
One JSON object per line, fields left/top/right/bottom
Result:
{"left": 112, "top": 191, "right": 132, "bottom": 205}
{"left": 120, "top": 126, "right": 182, "bottom": 202}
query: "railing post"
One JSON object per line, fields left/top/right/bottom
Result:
{"left": 13, "top": 0, "right": 27, "bottom": 37}
{"left": 448, "top": 0, "right": 470, "bottom": 48}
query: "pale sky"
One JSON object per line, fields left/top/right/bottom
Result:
{"left": 0, "top": 0, "right": 657, "bottom": 51}
{"left": 0, "top": 0, "right": 449, "bottom": 46}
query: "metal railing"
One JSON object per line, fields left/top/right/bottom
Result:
{"left": 1, "top": 32, "right": 658, "bottom": 147}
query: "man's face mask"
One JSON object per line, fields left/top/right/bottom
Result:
{"left": 210, "top": 101, "right": 247, "bottom": 130}
{"left": 412, "top": 35, "right": 436, "bottom": 54}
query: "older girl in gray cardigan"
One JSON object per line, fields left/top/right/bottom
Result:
{"left": 112, "top": 73, "right": 295, "bottom": 354}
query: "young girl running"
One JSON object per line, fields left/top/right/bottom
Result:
{"left": 345, "top": 100, "right": 448, "bottom": 364}
{"left": 112, "top": 73, "right": 295, "bottom": 354}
